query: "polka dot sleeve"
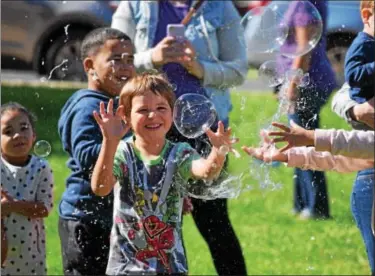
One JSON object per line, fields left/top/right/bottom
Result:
{"left": 35, "top": 161, "right": 54, "bottom": 213}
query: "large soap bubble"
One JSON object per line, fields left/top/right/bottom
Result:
{"left": 269, "top": 1, "right": 323, "bottom": 58}
{"left": 173, "top": 93, "right": 217, "bottom": 139}
{"left": 241, "top": 6, "right": 289, "bottom": 54}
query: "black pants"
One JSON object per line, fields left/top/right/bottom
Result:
{"left": 168, "top": 126, "right": 247, "bottom": 275}
{"left": 58, "top": 217, "right": 111, "bottom": 276}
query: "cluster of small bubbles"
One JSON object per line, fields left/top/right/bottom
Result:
{"left": 34, "top": 140, "right": 52, "bottom": 158}
{"left": 173, "top": 93, "right": 217, "bottom": 139}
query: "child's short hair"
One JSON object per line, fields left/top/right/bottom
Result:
{"left": 81, "top": 27, "right": 132, "bottom": 60}
{"left": 120, "top": 72, "right": 176, "bottom": 117}
{"left": 1, "top": 102, "right": 37, "bottom": 131}
{"left": 360, "top": 0, "right": 374, "bottom": 10}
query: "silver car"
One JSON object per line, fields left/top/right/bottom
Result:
{"left": 1, "top": 0, "right": 118, "bottom": 81}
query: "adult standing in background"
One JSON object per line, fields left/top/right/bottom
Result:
{"left": 275, "top": 0, "right": 337, "bottom": 219}
{"left": 111, "top": 1, "right": 248, "bottom": 274}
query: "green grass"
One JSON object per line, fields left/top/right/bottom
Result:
{"left": 1, "top": 85, "right": 370, "bottom": 275}
{"left": 247, "top": 68, "right": 258, "bottom": 80}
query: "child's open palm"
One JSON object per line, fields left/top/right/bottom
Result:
{"left": 268, "top": 121, "right": 314, "bottom": 152}
{"left": 93, "top": 99, "right": 130, "bottom": 141}
{"left": 242, "top": 130, "right": 287, "bottom": 163}
{"left": 205, "top": 121, "right": 238, "bottom": 155}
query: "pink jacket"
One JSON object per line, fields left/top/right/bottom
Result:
{"left": 287, "top": 129, "right": 374, "bottom": 173}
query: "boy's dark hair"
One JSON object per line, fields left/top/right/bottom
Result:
{"left": 1, "top": 102, "right": 37, "bottom": 131}
{"left": 80, "top": 27, "right": 132, "bottom": 60}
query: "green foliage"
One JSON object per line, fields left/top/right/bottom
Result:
{"left": 1, "top": 86, "right": 370, "bottom": 275}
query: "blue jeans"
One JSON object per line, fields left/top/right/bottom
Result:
{"left": 351, "top": 168, "right": 374, "bottom": 273}
{"left": 288, "top": 86, "right": 330, "bottom": 217}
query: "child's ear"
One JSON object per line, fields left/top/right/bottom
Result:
{"left": 32, "top": 132, "right": 36, "bottom": 144}
{"left": 361, "top": 9, "right": 371, "bottom": 23}
{"left": 83, "top": 57, "right": 95, "bottom": 75}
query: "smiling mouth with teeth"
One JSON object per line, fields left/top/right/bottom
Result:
{"left": 145, "top": 124, "right": 162, "bottom": 129}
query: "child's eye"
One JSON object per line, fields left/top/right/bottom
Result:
{"left": 138, "top": 109, "right": 149, "bottom": 114}
{"left": 21, "top": 126, "right": 30, "bottom": 131}
{"left": 3, "top": 130, "right": 12, "bottom": 136}
{"left": 157, "top": 107, "right": 167, "bottom": 111}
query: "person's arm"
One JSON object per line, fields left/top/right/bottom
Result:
{"left": 91, "top": 139, "right": 118, "bottom": 197}
{"left": 287, "top": 147, "right": 373, "bottom": 173}
{"left": 315, "top": 129, "right": 375, "bottom": 159}
{"left": 345, "top": 43, "right": 375, "bottom": 87}
{"left": 91, "top": 100, "right": 129, "bottom": 196}
{"left": 198, "top": 2, "right": 248, "bottom": 88}
{"left": 331, "top": 84, "right": 374, "bottom": 128}
{"left": 1, "top": 192, "right": 49, "bottom": 219}
{"left": 111, "top": 1, "right": 155, "bottom": 71}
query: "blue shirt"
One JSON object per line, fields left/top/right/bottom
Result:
{"left": 345, "top": 31, "right": 375, "bottom": 104}
{"left": 57, "top": 89, "right": 116, "bottom": 228}
{"left": 153, "top": 0, "right": 207, "bottom": 99}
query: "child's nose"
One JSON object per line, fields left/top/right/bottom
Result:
{"left": 148, "top": 111, "right": 155, "bottom": 118}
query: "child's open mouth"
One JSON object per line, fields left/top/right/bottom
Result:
{"left": 145, "top": 123, "right": 162, "bottom": 130}
{"left": 13, "top": 142, "right": 26, "bottom": 148}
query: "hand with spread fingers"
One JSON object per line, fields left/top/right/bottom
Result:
{"left": 205, "top": 121, "right": 239, "bottom": 156}
{"left": 93, "top": 99, "right": 130, "bottom": 142}
{"left": 242, "top": 130, "right": 288, "bottom": 163}
{"left": 268, "top": 121, "right": 315, "bottom": 152}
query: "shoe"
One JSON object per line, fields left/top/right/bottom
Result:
{"left": 298, "top": 209, "right": 312, "bottom": 220}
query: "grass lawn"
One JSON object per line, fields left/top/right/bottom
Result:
{"left": 1, "top": 84, "right": 370, "bottom": 275}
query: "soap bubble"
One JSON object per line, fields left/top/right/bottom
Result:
{"left": 173, "top": 94, "right": 217, "bottom": 139}
{"left": 34, "top": 140, "right": 51, "bottom": 158}
{"left": 241, "top": 6, "right": 289, "bottom": 54}
{"left": 258, "top": 60, "right": 286, "bottom": 87}
{"left": 268, "top": 1, "right": 323, "bottom": 58}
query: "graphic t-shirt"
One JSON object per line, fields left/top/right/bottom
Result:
{"left": 106, "top": 140, "right": 200, "bottom": 275}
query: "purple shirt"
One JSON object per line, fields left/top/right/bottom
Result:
{"left": 277, "top": 0, "right": 337, "bottom": 94}
{"left": 153, "top": 0, "right": 206, "bottom": 99}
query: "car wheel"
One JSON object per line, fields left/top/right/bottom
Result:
{"left": 326, "top": 37, "right": 353, "bottom": 87}
{"left": 45, "top": 29, "right": 89, "bottom": 81}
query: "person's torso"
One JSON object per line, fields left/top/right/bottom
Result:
{"left": 346, "top": 32, "right": 375, "bottom": 103}
{"left": 107, "top": 141, "right": 187, "bottom": 274}
{"left": 277, "top": 0, "right": 337, "bottom": 93}
{"left": 1, "top": 156, "right": 47, "bottom": 275}
{"left": 129, "top": 1, "right": 233, "bottom": 123}
{"left": 57, "top": 89, "right": 115, "bottom": 225}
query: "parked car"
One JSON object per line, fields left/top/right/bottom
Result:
{"left": 1, "top": 0, "right": 118, "bottom": 81}
{"left": 1, "top": 0, "right": 362, "bottom": 85}
{"left": 241, "top": 0, "right": 363, "bottom": 85}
